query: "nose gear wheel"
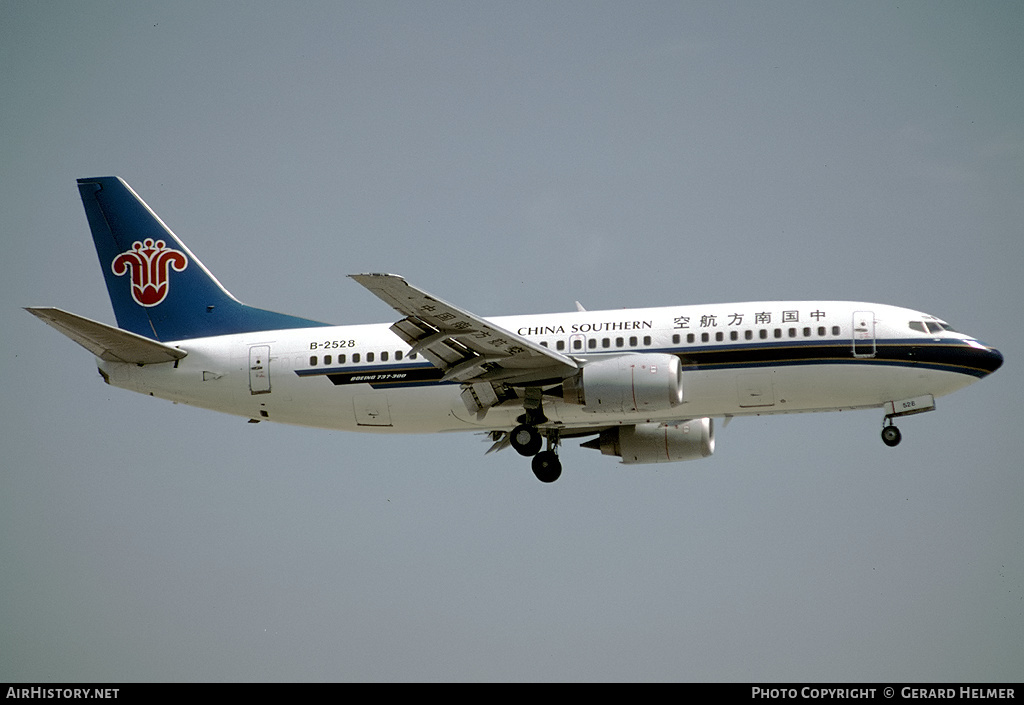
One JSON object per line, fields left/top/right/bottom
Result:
{"left": 881, "top": 418, "right": 902, "bottom": 447}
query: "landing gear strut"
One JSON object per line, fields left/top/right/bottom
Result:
{"left": 881, "top": 419, "right": 902, "bottom": 447}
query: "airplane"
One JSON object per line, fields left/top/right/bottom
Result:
{"left": 27, "top": 177, "right": 1003, "bottom": 482}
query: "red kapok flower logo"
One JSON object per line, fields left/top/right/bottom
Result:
{"left": 111, "top": 239, "right": 188, "bottom": 307}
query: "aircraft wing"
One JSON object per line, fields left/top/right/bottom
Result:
{"left": 349, "top": 274, "right": 578, "bottom": 388}
{"left": 25, "top": 307, "right": 187, "bottom": 364}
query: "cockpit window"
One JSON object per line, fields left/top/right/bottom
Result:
{"left": 911, "top": 320, "right": 957, "bottom": 334}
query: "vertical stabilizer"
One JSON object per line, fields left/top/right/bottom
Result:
{"left": 77, "top": 177, "right": 329, "bottom": 340}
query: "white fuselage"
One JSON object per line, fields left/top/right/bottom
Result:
{"left": 96, "top": 300, "right": 995, "bottom": 434}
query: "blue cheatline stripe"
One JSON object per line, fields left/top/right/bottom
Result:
{"left": 293, "top": 338, "right": 998, "bottom": 389}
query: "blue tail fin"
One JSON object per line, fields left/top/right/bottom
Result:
{"left": 77, "top": 177, "right": 330, "bottom": 341}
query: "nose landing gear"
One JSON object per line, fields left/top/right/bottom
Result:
{"left": 881, "top": 421, "right": 902, "bottom": 447}
{"left": 880, "top": 395, "right": 935, "bottom": 448}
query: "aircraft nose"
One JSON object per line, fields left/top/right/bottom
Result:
{"left": 969, "top": 341, "right": 1004, "bottom": 377}
{"left": 983, "top": 345, "right": 1004, "bottom": 375}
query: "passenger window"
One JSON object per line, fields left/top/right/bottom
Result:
{"left": 630, "top": 336, "right": 638, "bottom": 346}
{"left": 602, "top": 338, "right": 611, "bottom": 349}
{"left": 643, "top": 336, "right": 652, "bottom": 345}
{"left": 540, "top": 341, "right": 549, "bottom": 348}
{"left": 730, "top": 331, "right": 738, "bottom": 341}
{"left": 817, "top": 326, "right": 826, "bottom": 336}
{"left": 367, "top": 352, "right": 374, "bottom": 362}
{"left": 831, "top": 326, "right": 840, "bottom": 336}
{"left": 324, "top": 355, "right": 332, "bottom": 365}
{"left": 759, "top": 330, "right": 768, "bottom": 339}
{"left": 745, "top": 330, "right": 753, "bottom": 340}
{"left": 701, "top": 332, "right": 709, "bottom": 343}
{"left": 671, "top": 335, "right": 679, "bottom": 345}
{"left": 803, "top": 327, "right": 811, "bottom": 337}
{"left": 774, "top": 329, "right": 782, "bottom": 339}
{"left": 339, "top": 354, "right": 346, "bottom": 364}
{"left": 715, "top": 332, "right": 724, "bottom": 342}
{"left": 788, "top": 328, "right": 797, "bottom": 338}
{"left": 381, "top": 351, "right": 389, "bottom": 361}
{"left": 617, "top": 337, "right": 625, "bottom": 347}
{"left": 556, "top": 340, "right": 565, "bottom": 351}
{"left": 353, "top": 353, "right": 360, "bottom": 363}
{"left": 395, "top": 351, "right": 403, "bottom": 360}
{"left": 309, "top": 356, "right": 318, "bottom": 366}
{"left": 574, "top": 339, "right": 583, "bottom": 350}
{"left": 687, "top": 333, "right": 695, "bottom": 344}
{"left": 588, "top": 339, "right": 597, "bottom": 350}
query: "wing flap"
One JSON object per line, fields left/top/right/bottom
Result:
{"left": 349, "top": 273, "right": 577, "bottom": 386}
{"left": 25, "top": 307, "right": 187, "bottom": 364}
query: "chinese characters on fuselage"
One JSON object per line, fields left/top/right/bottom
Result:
{"left": 674, "top": 310, "right": 826, "bottom": 329}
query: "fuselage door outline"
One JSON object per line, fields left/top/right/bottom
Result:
{"left": 249, "top": 344, "right": 272, "bottom": 394}
{"left": 852, "top": 311, "right": 876, "bottom": 358}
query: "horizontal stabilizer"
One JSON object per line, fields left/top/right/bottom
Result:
{"left": 25, "top": 307, "right": 187, "bottom": 364}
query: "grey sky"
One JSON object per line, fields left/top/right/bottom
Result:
{"left": 2, "top": 1, "right": 1021, "bottom": 682}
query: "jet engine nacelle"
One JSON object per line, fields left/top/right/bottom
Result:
{"left": 564, "top": 353, "right": 683, "bottom": 413}
{"left": 583, "top": 419, "right": 715, "bottom": 464}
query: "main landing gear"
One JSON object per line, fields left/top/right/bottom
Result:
{"left": 506, "top": 388, "right": 563, "bottom": 483}
{"left": 510, "top": 423, "right": 562, "bottom": 483}
{"left": 510, "top": 424, "right": 543, "bottom": 456}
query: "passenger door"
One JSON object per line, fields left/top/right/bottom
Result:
{"left": 852, "top": 311, "right": 876, "bottom": 358}
{"left": 249, "top": 345, "right": 271, "bottom": 394}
